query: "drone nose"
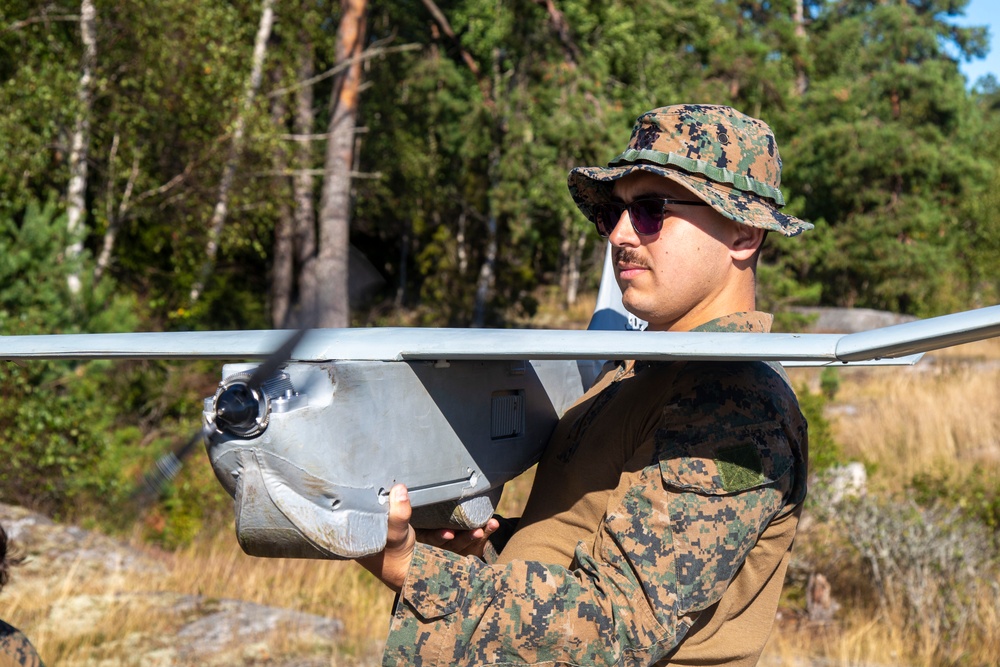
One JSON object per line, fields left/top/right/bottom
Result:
{"left": 209, "top": 368, "right": 297, "bottom": 439}
{"left": 215, "top": 383, "right": 262, "bottom": 436}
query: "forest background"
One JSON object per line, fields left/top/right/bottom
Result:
{"left": 2, "top": 0, "right": 1000, "bottom": 665}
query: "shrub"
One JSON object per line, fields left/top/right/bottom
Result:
{"left": 0, "top": 200, "right": 142, "bottom": 519}
{"left": 796, "top": 382, "right": 841, "bottom": 474}
{"left": 827, "top": 492, "right": 1000, "bottom": 660}
{"left": 909, "top": 469, "right": 1000, "bottom": 553}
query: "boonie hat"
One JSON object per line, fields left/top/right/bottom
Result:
{"left": 568, "top": 104, "right": 813, "bottom": 237}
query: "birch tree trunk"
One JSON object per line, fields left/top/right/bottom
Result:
{"left": 794, "top": 0, "right": 808, "bottom": 96}
{"left": 94, "top": 142, "right": 133, "bottom": 283}
{"left": 565, "top": 228, "right": 586, "bottom": 307}
{"left": 94, "top": 159, "right": 190, "bottom": 283}
{"left": 65, "top": 0, "right": 96, "bottom": 294}
{"left": 189, "top": 0, "right": 275, "bottom": 305}
{"left": 472, "top": 203, "right": 497, "bottom": 327}
{"left": 293, "top": 38, "right": 319, "bottom": 326}
{"left": 270, "top": 68, "right": 294, "bottom": 328}
{"left": 315, "top": 0, "right": 367, "bottom": 328}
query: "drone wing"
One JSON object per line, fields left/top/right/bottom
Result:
{"left": 3, "top": 304, "right": 999, "bottom": 364}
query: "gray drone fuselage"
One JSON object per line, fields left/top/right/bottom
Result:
{"left": 205, "top": 358, "right": 596, "bottom": 559}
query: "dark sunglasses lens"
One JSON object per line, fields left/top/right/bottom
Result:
{"left": 592, "top": 204, "right": 622, "bottom": 237}
{"left": 629, "top": 200, "right": 665, "bottom": 235}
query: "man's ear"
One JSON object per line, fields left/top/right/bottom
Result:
{"left": 730, "top": 224, "right": 765, "bottom": 262}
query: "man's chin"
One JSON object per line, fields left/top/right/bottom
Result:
{"left": 620, "top": 295, "right": 653, "bottom": 323}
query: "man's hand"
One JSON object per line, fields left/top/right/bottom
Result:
{"left": 357, "top": 484, "right": 416, "bottom": 591}
{"left": 417, "top": 517, "right": 500, "bottom": 559}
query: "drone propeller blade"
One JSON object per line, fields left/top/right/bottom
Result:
{"left": 245, "top": 328, "right": 309, "bottom": 388}
{"left": 133, "top": 424, "right": 214, "bottom": 504}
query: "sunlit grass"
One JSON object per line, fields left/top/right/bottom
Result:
{"left": 164, "top": 530, "right": 394, "bottom": 643}
{"left": 789, "top": 338, "right": 1000, "bottom": 490}
{"left": 769, "top": 338, "right": 1000, "bottom": 666}
{"left": 4, "top": 526, "right": 394, "bottom": 665}
{"left": 764, "top": 589, "right": 1000, "bottom": 667}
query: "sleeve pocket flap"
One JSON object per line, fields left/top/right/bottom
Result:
{"left": 657, "top": 420, "right": 793, "bottom": 495}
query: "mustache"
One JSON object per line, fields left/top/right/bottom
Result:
{"left": 613, "top": 247, "right": 649, "bottom": 269}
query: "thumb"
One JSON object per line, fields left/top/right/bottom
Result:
{"left": 358, "top": 484, "right": 416, "bottom": 590}
{"left": 386, "top": 484, "right": 414, "bottom": 549}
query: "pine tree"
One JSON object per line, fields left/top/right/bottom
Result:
{"left": 776, "top": 0, "right": 991, "bottom": 315}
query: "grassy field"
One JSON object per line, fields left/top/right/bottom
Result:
{"left": 769, "top": 338, "right": 1000, "bottom": 666}
{"left": 793, "top": 338, "right": 1000, "bottom": 490}
{"left": 5, "top": 335, "right": 999, "bottom": 666}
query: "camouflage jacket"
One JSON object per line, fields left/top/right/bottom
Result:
{"left": 0, "top": 621, "right": 44, "bottom": 667}
{"left": 382, "top": 312, "right": 808, "bottom": 666}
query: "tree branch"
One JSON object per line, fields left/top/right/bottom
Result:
{"left": 190, "top": 0, "right": 275, "bottom": 305}
{"left": 420, "top": 0, "right": 494, "bottom": 109}
{"left": 419, "top": 0, "right": 482, "bottom": 77}
{"left": 532, "top": 0, "right": 581, "bottom": 66}
{"left": 267, "top": 43, "right": 420, "bottom": 98}
{"left": 3, "top": 14, "right": 79, "bottom": 33}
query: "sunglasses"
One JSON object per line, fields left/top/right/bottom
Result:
{"left": 590, "top": 197, "right": 710, "bottom": 237}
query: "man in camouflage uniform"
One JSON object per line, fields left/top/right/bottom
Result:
{"left": 358, "top": 104, "right": 811, "bottom": 666}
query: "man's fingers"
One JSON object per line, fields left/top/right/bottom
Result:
{"left": 415, "top": 528, "right": 456, "bottom": 546}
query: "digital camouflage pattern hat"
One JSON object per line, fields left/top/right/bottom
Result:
{"left": 568, "top": 104, "right": 813, "bottom": 236}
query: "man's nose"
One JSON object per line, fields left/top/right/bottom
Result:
{"left": 608, "top": 209, "right": 639, "bottom": 246}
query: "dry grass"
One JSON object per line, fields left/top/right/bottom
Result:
{"left": 789, "top": 337, "right": 1000, "bottom": 490}
{"left": 510, "top": 286, "right": 598, "bottom": 330}
{"left": 768, "top": 337, "right": 1000, "bottom": 666}
{"left": 836, "top": 365, "right": 1000, "bottom": 487}
{"left": 4, "top": 527, "right": 395, "bottom": 665}
{"left": 765, "top": 591, "right": 1000, "bottom": 667}
{"left": 164, "top": 531, "right": 395, "bottom": 648}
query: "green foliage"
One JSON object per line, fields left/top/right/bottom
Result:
{"left": 140, "top": 445, "right": 234, "bottom": 549}
{"left": 819, "top": 367, "right": 840, "bottom": 400}
{"left": 0, "top": 200, "right": 145, "bottom": 519}
{"left": 4, "top": 0, "right": 997, "bottom": 327}
{"left": 831, "top": 493, "right": 999, "bottom": 656}
{"left": 2, "top": 0, "right": 1000, "bottom": 550}
{"left": 909, "top": 469, "right": 1000, "bottom": 543}
{"left": 796, "top": 382, "right": 841, "bottom": 474}
{"left": 776, "top": 0, "right": 994, "bottom": 316}
{"left": 0, "top": 199, "right": 137, "bottom": 333}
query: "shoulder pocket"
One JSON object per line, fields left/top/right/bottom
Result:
{"left": 657, "top": 420, "right": 793, "bottom": 495}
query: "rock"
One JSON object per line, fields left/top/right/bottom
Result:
{"left": 806, "top": 573, "right": 839, "bottom": 623}
{"left": 0, "top": 503, "right": 166, "bottom": 594}
{"left": 790, "top": 307, "right": 918, "bottom": 334}
{"left": 819, "top": 462, "right": 868, "bottom": 505}
{"left": 31, "top": 591, "right": 344, "bottom": 666}
{"left": 173, "top": 595, "right": 342, "bottom": 664}
{"left": 0, "top": 504, "right": 353, "bottom": 666}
